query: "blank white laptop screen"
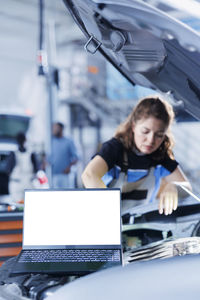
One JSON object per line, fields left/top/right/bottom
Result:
{"left": 23, "top": 189, "right": 121, "bottom": 247}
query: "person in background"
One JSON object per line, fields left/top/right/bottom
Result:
{"left": 0, "top": 151, "right": 15, "bottom": 196}
{"left": 51, "top": 122, "right": 79, "bottom": 189}
{"left": 9, "top": 132, "right": 40, "bottom": 202}
{"left": 82, "top": 96, "right": 192, "bottom": 216}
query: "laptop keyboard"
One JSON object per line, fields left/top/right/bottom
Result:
{"left": 19, "top": 249, "right": 121, "bottom": 263}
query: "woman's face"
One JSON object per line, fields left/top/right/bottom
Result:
{"left": 132, "top": 116, "right": 167, "bottom": 154}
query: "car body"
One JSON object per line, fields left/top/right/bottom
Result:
{"left": 46, "top": 254, "right": 200, "bottom": 300}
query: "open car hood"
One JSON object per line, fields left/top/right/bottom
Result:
{"left": 63, "top": 0, "right": 200, "bottom": 120}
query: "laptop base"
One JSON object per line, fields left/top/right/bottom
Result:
{"left": 10, "top": 260, "right": 122, "bottom": 276}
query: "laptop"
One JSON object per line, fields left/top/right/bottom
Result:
{"left": 11, "top": 188, "right": 122, "bottom": 276}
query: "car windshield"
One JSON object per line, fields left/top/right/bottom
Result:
{"left": 0, "top": 115, "right": 30, "bottom": 141}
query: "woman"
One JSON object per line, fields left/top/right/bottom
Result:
{"left": 82, "top": 96, "right": 192, "bottom": 216}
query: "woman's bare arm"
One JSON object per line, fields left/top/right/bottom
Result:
{"left": 81, "top": 155, "right": 108, "bottom": 188}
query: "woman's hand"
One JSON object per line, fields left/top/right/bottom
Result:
{"left": 158, "top": 166, "right": 192, "bottom": 215}
{"left": 158, "top": 182, "right": 178, "bottom": 215}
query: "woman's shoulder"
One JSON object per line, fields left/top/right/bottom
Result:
{"left": 99, "top": 138, "right": 125, "bottom": 156}
{"left": 102, "top": 137, "right": 124, "bottom": 149}
{"left": 153, "top": 152, "right": 179, "bottom": 172}
{"left": 97, "top": 138, "right": 124, "bottom": 169}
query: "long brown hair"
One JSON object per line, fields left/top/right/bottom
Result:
{"left": 114, "top": 96, "right": 175, "bottom": 160}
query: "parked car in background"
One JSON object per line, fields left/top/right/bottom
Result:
{"left": 0, "top": 111, "right": 31, "bottom": 195}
